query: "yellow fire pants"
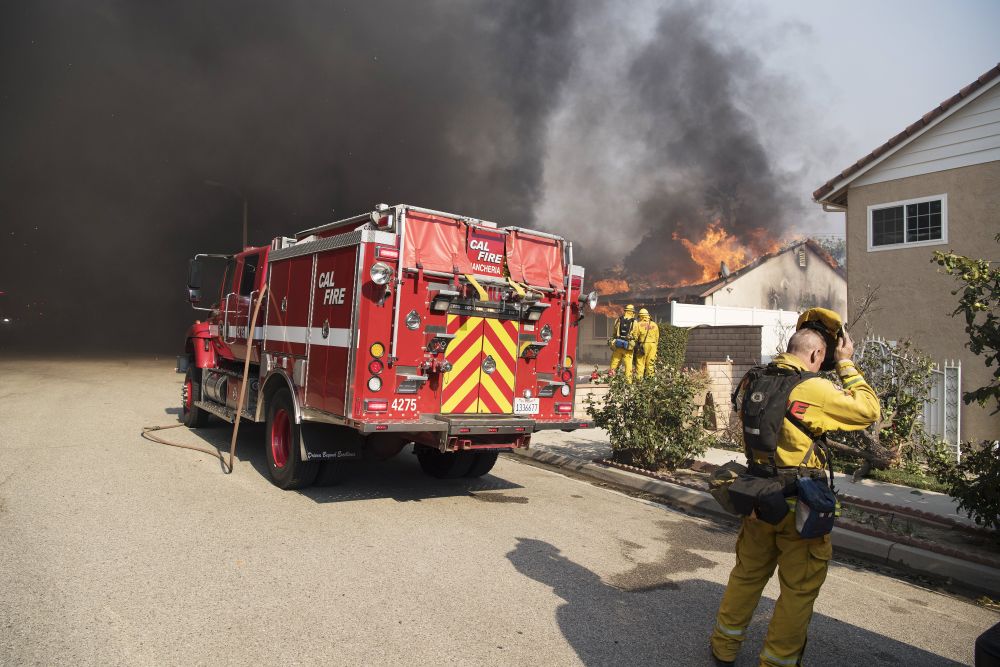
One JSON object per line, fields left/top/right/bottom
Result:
{"left": 609, "top": 347, "right": 633, "bottom": 379}
{"left": 711, "top": 510, "right": 832, "bottom": 666}
{"left": 633, "top": 344, "right": 657, "bottom": 378}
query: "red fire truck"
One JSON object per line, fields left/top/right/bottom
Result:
{"left": 183, "top": 204, "right": 596, "bottom": 489}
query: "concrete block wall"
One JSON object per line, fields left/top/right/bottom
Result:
{"left": 684, "top": 325, "right": 763, "bottom": 367}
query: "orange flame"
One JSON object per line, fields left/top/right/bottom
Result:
{"left": 671, "top": 221, "right": 785, "bottom": 286}
{"left": 593, "top": 303, "right": 624, "bottom": 318}
{"left": 593, "top": 278, "right": 630, "bottom": 295}
{"left": 673, "top": 221, "right": 746, "bottom": 284}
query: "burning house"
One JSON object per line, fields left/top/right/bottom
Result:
{"left": 581, "top": 239, "right": 846, "bottom": 364}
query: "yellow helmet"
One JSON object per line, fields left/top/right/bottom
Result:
{"left": 796, "top": 307, "right": 844, "bottom": 371}
{"left": 639, "top": 308, "right": 649, "bottom": 317}
{"left": 624, "top": 304, "right": 635, "bottom": 312}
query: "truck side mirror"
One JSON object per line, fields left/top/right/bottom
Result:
{"left": 187, "top": 259, "right": 203, "bottom": 304}
{"left": 188, "top": 258, "right": 203, "bottom": 290}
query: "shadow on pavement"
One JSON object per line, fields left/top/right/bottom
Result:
{"left": 506, "top": 537, "right": 964, "bottom": 667}
{"left": 186, "top": 420, "right": 524, "bottom": 503}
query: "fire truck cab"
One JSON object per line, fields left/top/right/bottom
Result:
{"left": 183, "top": 204, "right": 596, "bottom": 489}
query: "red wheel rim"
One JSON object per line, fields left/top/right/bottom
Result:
{"left": 271, "top": 408, "right": 290, "bottom": 469}
{"left": 183, "top": 379, "right": 193, "bottom": 411}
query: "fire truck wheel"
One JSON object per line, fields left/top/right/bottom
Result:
{"left": 266, "top": 388, "right": 319, "bottom": 489}
{"left": 181, "top": 364, "right": 210, "bottom": 428}
{"left": 415, "top": 447, "right": 476, "bottom": 479}
{"left": 463, "top": 452, "right": 499, "bottom": 478}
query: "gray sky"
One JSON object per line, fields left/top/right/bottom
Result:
{"left": 756, "top": 0, "right": 1000, "bottom": 233}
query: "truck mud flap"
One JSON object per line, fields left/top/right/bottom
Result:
{"left": 300, "top": 422, "right": 364, "bottom": 462}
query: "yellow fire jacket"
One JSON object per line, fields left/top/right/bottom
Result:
{"left": 630, "top": 319, "right": 659, "bottom": 347}
{"left": 740, "top": 353, "right": 881, "bottom": 469}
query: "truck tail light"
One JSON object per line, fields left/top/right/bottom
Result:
{"left": 367, "top": 376, "right": 383, "bottom": 392}
{"left": 375, "top": 246, "right": 400, "bottom": 261}
{"left": 370, "top": 342, "right": 385, "bottom": 358}
{"left": 365, "top": 399, "right": 388, "bottom": 412}
{"left": 554, "top": 403, "right": 572, "bottom": 414}
{"left": 368, "top": 359, "right": 384, "bottom": 375}
{"left": 560, "top": 370, "right": 573, "bottom": 383}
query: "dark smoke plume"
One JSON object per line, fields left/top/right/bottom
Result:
{"left": 0, "top": 0, "right": 816, "bottom": 354}
{"left": 534, "top": 1, "right": 809, "bottom": 283}
{"left": 0, "top": 0, "right": 577, "bottom": 353}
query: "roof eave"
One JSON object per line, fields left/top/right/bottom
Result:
{"left": 812, "top": 64, "right": 1000, "bottom": 206}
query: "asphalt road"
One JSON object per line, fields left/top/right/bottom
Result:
{"left": 0, "top": 357, "right": 995, "bottom": 666}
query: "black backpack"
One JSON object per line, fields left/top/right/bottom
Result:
{"left": 734, "top": 365, "right": 817, "bottom": 454}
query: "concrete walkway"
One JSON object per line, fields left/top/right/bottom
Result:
{"left": 530, "top": 426, "right": 983, "bottom": 528}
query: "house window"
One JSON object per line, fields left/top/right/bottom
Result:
{"left": 593, "top": 314, "right": 609, "bottom": 338}
{"left": 867, "top": 194, "right": 947, "bottom": 251}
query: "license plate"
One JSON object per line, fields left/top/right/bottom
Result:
{"left": 513, "top": 398, "right": 540, "bottom": 415}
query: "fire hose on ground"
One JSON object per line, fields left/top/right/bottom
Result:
{"left": 141, "top": 284, "right": 268, "bottom": 474}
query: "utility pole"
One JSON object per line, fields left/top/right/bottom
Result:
{"left": 205, "top": 180, "right": 248, "bottom": 249}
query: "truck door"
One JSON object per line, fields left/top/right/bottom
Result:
{"left": 440, "top": 314, "right": 518, "bottom": 414}
{"left": 305, "top": 248, "right": 356, "bottom": 416}
{"left": 225, "top": 250, "right": 263, "bottom": 361}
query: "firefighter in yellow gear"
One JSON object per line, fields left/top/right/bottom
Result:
{"left": 608, "top": 304, "right": 636, "bottom": 380}
{"left": 711, "top": 308, "right": 880, "bottom": 667}
{"left": 630, "top": 308, "right": 659, "bottom": 379}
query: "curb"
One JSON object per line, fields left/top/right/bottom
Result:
{"left": 510, "top": 448, "right": 1000, "bottom": 597}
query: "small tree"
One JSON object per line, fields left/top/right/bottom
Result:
{"left": 932, "top": 235, "right": 1000, "bottom": 413}
{"left": 927, "top": 237, "right": 1000, "bottom": 531}
{"left": 585, "top": 365, "right": 714, "bottom": 471}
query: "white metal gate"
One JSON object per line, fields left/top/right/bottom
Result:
{"left": 923, "top": 359, "right": 962, "bottom": 458}
{"left": 860, "top": 338, "right": 962, "bottom": 459}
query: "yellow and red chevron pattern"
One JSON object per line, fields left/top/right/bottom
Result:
{"left": 441, "top": 314, "right": 519, "bottom": 414}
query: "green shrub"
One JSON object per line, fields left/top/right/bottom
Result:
{"left": 585, "top": 364, "right": 714, "bottom": 471}
{"left": 656, "top": 322, "right": 689, "bottom": 372}
{"left": 928, "top": 441, "right": 1000, "bottom": 530}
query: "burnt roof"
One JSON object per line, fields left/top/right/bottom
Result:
{"left": 813, "top": 63, "right": 1000, "bottom": 204}
{"left": 608, "top": 239, "right": 843, "bottom": 305}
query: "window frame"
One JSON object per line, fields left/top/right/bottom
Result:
{"left": 593, "top": 314, "right": 610, "bottom": 339}
{"left": 866, "top": 193, "right": 948, "bottom": 252}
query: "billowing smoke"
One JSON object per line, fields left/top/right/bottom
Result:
{"left": 0, "top": 0, "right": 815, "bottom": 354}
{"left": 0, "top": 0, "right": 579, "bottom": 353}
{"left": 535, "top": 1, "right": 809, "bottom": 284}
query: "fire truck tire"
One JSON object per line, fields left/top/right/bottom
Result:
{"left": 463, "top": 452, "right": 499, "bottom": 478}
{"left": 415, "top": 447, "right": 476, "bottom": 479}
{"left": 181, "top": 365, "right": 210, "bottom": 428}
{"left": 265, "top": 388, "right": 319, "bottom": 489}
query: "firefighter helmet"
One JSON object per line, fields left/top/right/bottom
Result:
{"left": 796, "top": 307, "right": 844, "bottom": 371}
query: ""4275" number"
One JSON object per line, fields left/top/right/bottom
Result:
{"left": 390, "top": 398, "right": 417, "bottom": 412}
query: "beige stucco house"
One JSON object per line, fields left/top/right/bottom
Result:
{"left": 814, "top": 63, "right": 1000, "bottom": 443}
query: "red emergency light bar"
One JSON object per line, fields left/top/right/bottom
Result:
{"left": 365, "top": 399, "right": 388, "bottom": 412}
{"left": 375, "top": 246, "right": 399, "bottom": 261}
